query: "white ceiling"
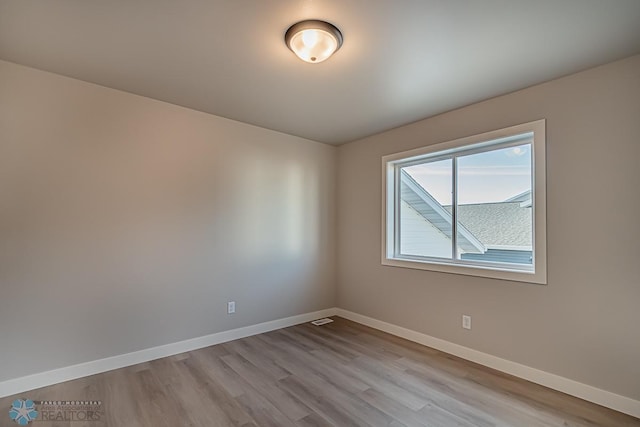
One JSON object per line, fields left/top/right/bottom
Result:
{"left": 1, "top": 1, "right": 639, "bottom": 145}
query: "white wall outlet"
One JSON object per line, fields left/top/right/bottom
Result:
{"left": 227, "top": 301, "right": 236, "bottom": 314}
{"left": 462, "top": 315, "right": 472, "bottom": 330}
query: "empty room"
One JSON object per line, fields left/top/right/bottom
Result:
{"left": 1, "top": 1, "right": 639, "bottom": 426}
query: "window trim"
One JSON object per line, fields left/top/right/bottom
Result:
{"left": 381, "top": 120, "right": 547, "bottom": 284}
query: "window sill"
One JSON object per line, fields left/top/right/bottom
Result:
{"left": 382, "top": 256, "right": 547, "bottom": 285}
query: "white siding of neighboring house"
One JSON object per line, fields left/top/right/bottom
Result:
{"left": 400, "top": 200, "right": 452, "bottom": 258}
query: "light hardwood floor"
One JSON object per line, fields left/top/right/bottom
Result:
{"left": 1, "top": 317, "right": 638, "bottom": 427}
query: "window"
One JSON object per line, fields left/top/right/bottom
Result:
{"left": 382, "top": 120, "right": 546, "bottom": 284}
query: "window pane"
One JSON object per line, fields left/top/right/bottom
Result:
{"left": 456, "top": 144, "right": 533, "bottom": 265}
{"left": 399, "top": 159, "right": 452, "bottom": 259}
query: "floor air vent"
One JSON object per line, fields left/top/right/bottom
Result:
{"left": 311, "top": 318, "right": 334, "bottom": 326}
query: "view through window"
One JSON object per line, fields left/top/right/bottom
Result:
{"left": 383, "top": 120, "right": 546, "bottom": 283}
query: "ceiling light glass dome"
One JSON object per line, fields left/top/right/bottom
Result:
{"left": 285, "top": 20, "right": 343, "bottom": 63}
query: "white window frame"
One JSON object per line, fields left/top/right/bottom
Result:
{"left": 382, "top": 120, "right": 547, "bottom": 284}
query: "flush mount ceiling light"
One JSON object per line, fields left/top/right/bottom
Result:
{"left": 285, "top": 20, "right": 343, "bottom": 63}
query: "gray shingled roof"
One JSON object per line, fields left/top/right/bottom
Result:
{"left": 447, "top": 202, "right": 532, "bottom": 248}
{"left": 403, "top": 173, "right": 532, "bottom": 250}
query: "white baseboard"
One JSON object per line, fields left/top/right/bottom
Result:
{"left": 0, "top": 308, "right": 337, "bottom": 399}
{"left": 335, "top": 308, "right": 640, "bottom": 419}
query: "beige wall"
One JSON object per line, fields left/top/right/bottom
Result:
{"left": 2, "top": 54, "right": 639, "bottom": 403}
{"left": 337, "top": 55, "right": 640, "bottom": 400}
{"left": 0, "top": 60, "right": 336, "bottom": 382}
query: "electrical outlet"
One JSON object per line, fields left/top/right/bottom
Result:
{"left": 227, "top": 301, "right": 236, "bottom": 314}
{"left": 462, "top": 315, "right": 471, "bottom": 330}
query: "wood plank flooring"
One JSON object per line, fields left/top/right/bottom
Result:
{"left": 1, "top": 317, "right": 638, "bottom": 427}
